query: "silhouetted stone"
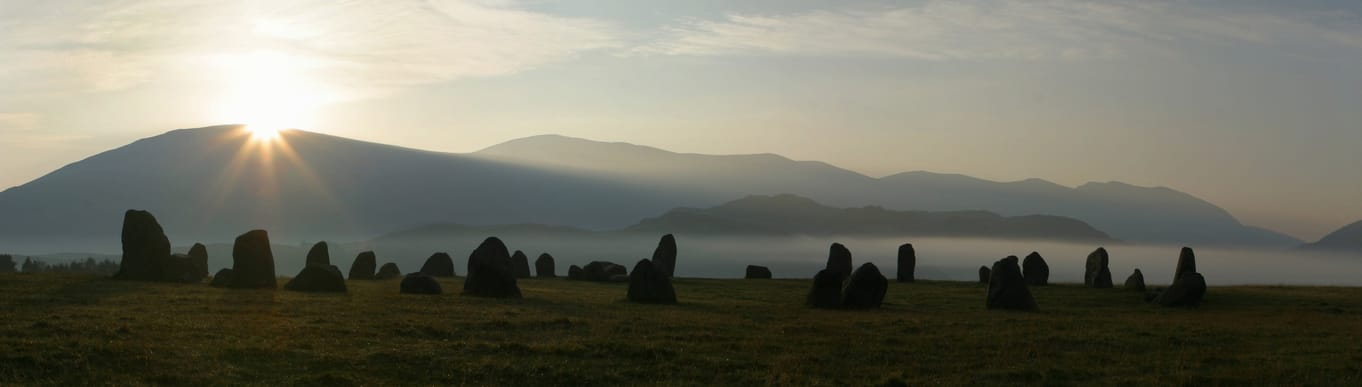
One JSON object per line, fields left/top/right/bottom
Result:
{"left": 1084, "top": 248, "right": 1113, "bottom": 288}
{"left": 420, "top": 252, "right": 455, "bottom": 277}
{"left": 842, "top": 263, "right": 888, "bottom": 309}
{"left": 511, "top": 250, "right": 532, "bottom": 279}
{"left": 535, "top": 253, "right": 556, "bottom": 278}
{"left": 284, "top": 265, "right": 347, "bottom": 293}
{"left": 897, "top": 243, "right": 915, "bottom": 282}
{"left": 1173, "top": 247, "right": 1197, "bottom": 283}
{"left": 400, "top": 273, "right": 442, "bottom": 295}
{"left": 188, "top": 243, "right": 209, "bottom": 279}
{"left": 375, "top": 263, "right": 402, "bottom": 279}
{"left": 978, "top": 266, "right": 991, "bottom": 283}
{"left": 115, "top": 209, "right": 172, "bottom": 281}
{"left": 227, "top": 230, "right": 277, "bottom": 289}
{"left": 578, "top": 261, "right": 628, "bottom": 282}
{"left": 349, "top": 251, "right": 377, "bottom": 280}
{"left": 986, "top": 256, "right": 1037, "bottom": 311}
{"left": 826, "top": 243, "right": 853, "bottom": 280}
{"left": 1125, "top": 269, "right": 1146, "bottom": 292}
{"left": 627, "top": 259, "right": 677, "bottom": 304}
{"left": 1155, "top": 272, "right": 1206, "bottom": 307}
{"left": 159, "top": 254, "right": 200, "bottom": 283}
{"left": 567, "top": 265, "right": 585, "bottom": 280}
{"left": 463, "top": 237, "right": 521, "bottom": 298}
{"left": 806, "top": 269, "right": 843, "bottom": 309}
{"left": 305, "top": 241, "right": 330, "bottom": 267}
{"left": 652, "top": 234, "right": 678, "bottom": 277}
{"left": 1022, "top": 252, "right": 1049, "bottom": 286}
{"left": 745, "top": 265, "right": 772, "bottom": 279}
{"left": 210, "top": 268, "right": 233, "bottom": 287}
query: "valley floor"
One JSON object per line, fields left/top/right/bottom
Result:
{"left": 1, "top": 274, "right": 1360, "bottom": 386}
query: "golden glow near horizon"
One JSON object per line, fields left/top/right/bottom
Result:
{"left": 210, "top": 46, "right": 336, "bottom": 134}
{"left": 246, "top": 125, "right": 284, "bottom": 141}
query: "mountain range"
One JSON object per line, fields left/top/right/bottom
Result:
{"left": 0, "top": 125, "right": 1299, "bottom": 252}
{"left": 1300, "top": 220, "right": 1362, "bottom": 252}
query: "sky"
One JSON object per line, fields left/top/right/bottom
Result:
{"left": 1, "top": 0, "right": 1359, "bottom": 241}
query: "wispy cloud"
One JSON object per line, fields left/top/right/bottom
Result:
{"left": 640, "top": 0, "right": 1362, "bottom": 61}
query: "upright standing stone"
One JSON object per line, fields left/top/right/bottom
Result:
{"left": 420, "top": 252, "right": 455, "bottom": 277}
{"left": 511, "top": 250, "right": 532, "bottom": 279}
{"left": 627, "top": 259, "right": 677, "bottom": 304}
{"left": 1084, "top": 248, "right": 1114, "bottom": 288}
{"left": 160, "top": 254, "right": 199, "bottom": 283}
{"left": 1173, "top": 247, "right": 1197, "bottom": 283}
{"left": 188, "top": 243, "right": 210, "bottom": 280}
{"left": 227, "top": 230, "right": 277, "bottom": 289}
{"left": 897, "top": 243, "right": 915, "bottom": 283}
{"left": 210, "top": 268, "right": 233, "bottom": 287}
{"left": 806, "top": 269, "right": 843, "bottom": 309}
{"left": 375, "top": 262, "right": 402, "bottom": 279}
{"left": 284, "top": 265, "right": 347, "bottom": 293}
{"left": 115, "top": 210, "right": 172, "bottom": 281}
{"left": 745, "top": 265, "right": 772, "bottom": 279}
{"left": 1125, "top": 269, "right": 1146, "bottom": 292}
{"left": 463, "top": 237, "right": 521, "bottom": 298}
{"left": 986, "top": 256, "right": 1037, "bottom": 311}
{"left": 535, "top": 253, "right": 556, "bottom": 278}
{"left": 305, "top": 241, "right": 330, "bottom": 267}
{"left": 1155, "top": 272, "right": 1207, "bottom": 307}
{"left": 843, "top": 263, "right": 888, "bottom": 309}
{"left": 978, "top": 266, "right": 991, "bottom": 284}
{"left": 826, "top": 243, "right": 853, "bottom": 280}
{"left": 1022, "top": 252, "right": 1049, "bottom": 286}
{"left": 652, "top": 234, "right": 678, "bottom": 277}
{"left": 348, "top": 251, "right": 377, "bottom": 280}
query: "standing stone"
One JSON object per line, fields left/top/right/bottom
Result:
{"left": 115, "top": 209, "right": 172, "bottom": 281}
{"left": 227, "top": 230, "right": 277, "bottom": 289}
{"left": 1022, "top": 252, "right": 1049, "bottom": 286}
{"left": 284, "top": 265, "right": 347, "bottom": 293}
{"left": 375, "top": 262, "right": 402, "bottom": 279}
{"left": 420, "top": 252, "right": 455, "bottom": 277}
{"left": 1173, "top": 247, "right": 1197, "bottom": 283}
{"left": 806, "top": 269, "right": 843, "bottom": 309}
{"left": 1155, "top": 272, "right": 1207, "bottom": 307}
{"left": 1125, "top": 269, "right": 1146, "bottom": 292}
{"left": 627, "top": 259, "right": 677, "bottom": 304}
{"left": 826, "top": 243, "right": 853, "bottom": 280}
{"left": 400, "top": 273, "right": 442, "bottom": 295}
{"left": 511, "top": 250, "right": 532, "bottom": 279}
{"left": 842, "top": 263, "right": 888, "bottom": 309}
{"left": 305, "top": 241, "right": 331, "bottom": 267}
{"left": 1084, "top": 248, "right": 1114, "bottom": 288}
{"left": 986, "top": 256, "right": 1037, "bottom": 311}
{"left": 651, "top": 234, "right": 678, "bottom": 277}
{"left": 348, "top": 251, "right": 377, "bottom": 280}
{"left": 187, "top": 243, "right": 210, "bottom": 280}
{"left": 897, "top": 243, "right": 915, "bottom": 283}
{"left": 210, "top": 268, "right": 233, "bottom": 287}
{"left": 463, "top": 237, "right": 521, "bottom": 298}
{"left": 158, "top": 254, "right": 199, "bottom": 283}
{"left": 978, "top": 266, "right": 991, "bottom": 284}
{"left": 567, "top": 265, "right": 585, "bottom": 280}
{"left": 535, "top": 253, "right": 556, "bottom": 278}
{"left": 745, "top": 265, "right": 772, "bottom": 279}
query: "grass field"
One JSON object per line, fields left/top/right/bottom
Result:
{"left": 1, "top": 273, "right": 1361, "bottom": 386}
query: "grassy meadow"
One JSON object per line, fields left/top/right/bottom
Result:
{"left": 1, "top": 273, "right": 1361, "bottom": 386}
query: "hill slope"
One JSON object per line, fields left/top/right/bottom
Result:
{"left": 1300, "top": 220, "right": 1362, "bottom": 252}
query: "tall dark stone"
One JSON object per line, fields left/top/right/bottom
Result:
{"left": 305, "top": 241, "right": 331, "bottom": 267}
{"left": 986, "top": 256, "right": 1037, "bottom": 311}
{"left": 284, "top": 265, "right": 347, "bottom": 293}
{"left": 745, "top": 265, "right": 772, "bottom": 279}
{"left": 187, "top": 243, "right": 209, "bottom": 280}
{"left": 535, "top": 253, "right": 556, "bottom": 278}
{"left": 897, "top": 243, "right": 915, "bottom": 283}
{"left": 463, "top": 237, "right": 521, "bottom": 298}
{"left": 400, "top": 273, "right": 442, "bottom": 295}
{"left": 843, "top": 263, "right": 888, "bottom": 309}
{"left": 627, "top": 259, "right": 677, "bottom": 304}
{"left": 511, "top": 250, "right": 532, "bottom": 279}
{"left": 348, "top": 251, "right": 377, "bottom": 280}
{"left": 1173, "top": 247, "right": 1197, "bottom": 283}
{"left": 227, "top": 230, "right": 277, "bottom": 289}
{"left": 1125, "top": 269, "right": 1146, "bottom": 292}
{"left": 115, "top": 209, "right": 171, "bottom": 281}
{"left": 567, "top": 265, "right": 585, "bottom": 280}
{"left": 826, "top": 243, "right": 853, "bottom": 280}
{"left": 1155, "top": 272, "right": 1206, "bottom": 307}
{"left": 806, "top": 269, "right": 843, "bottom": 309}
{"left": 420, "top": 252, "right": 455, "bottom": 277}
{"left": 1084, "top": 248, "right": 1113, "bottom": 288}
{"left": 1022, "top": 252, "right": 1049, "bottom": 286}
{"left": 651, "top": 234, "right": 678, "bottom": 277}
{"left": 375, "top": 262, "right": 402, "bottom": 279}
{"left": 210, "top": 268, "right": 233, "bottom": 287}
{"left": 978, "top": 266, "right": 991, "bottom": 283}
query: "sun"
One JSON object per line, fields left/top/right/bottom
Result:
{"left": 211, "top": 51, "right": 336, "bottom": 137}
{"left": 246, "top": 125, "right": 284, "bottom": 141}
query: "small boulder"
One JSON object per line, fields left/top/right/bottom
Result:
{"left": 897, "top": 243, "right": 915, "bottom": 283}
{"left": 978, "top": 266, "right": 991, "bottom": 284}
{"left": 1125, "top": 269, "right": 1146, "bottom": 292}
{"left": 1022, "top": 252, "right": 1049, "bottom": 286}
{"left": 806, "top": 269, "right": 843, "bottom": 309}
{"left": 400, "top": 273, "right": 443, "bottom": 295}
{"left": 284, "top": 265, "right": 347, "bottom": 293}
{"left": 187, "top": 243, "right": 210, "bottom": 280}
{"left": 651, "top": 234, "right": 678, "bottom": 277}
{"left": 210, "top": 268, "right": 233, "bottom": 287}
{"left": 535, "top": 253, "right": 556, "bottom": 278}
{"left": 581, "top": 261, "right": 628, "bottom": 282}
{"left": 375, "top": 262, "right": 402, "bottom": 279}
{"left": 227, "top": 230, "right": 277, "bottom": 289}
{"left": 348, "top": 251, "right": 377, "bottom": 280}
{"left": 115, "top": 209, "right": 172, "bottom": 281}
{"left": 462, "top": 237, "right": 521, "bottom": 298}
{"left": 627, "top": 259, "right": 677, "bottom": 304}
{"left": 420, "top": 252, "right": 455, "bottom": 277}
{"left": 1084, "top": 247, "right": 1114, "bottom": 288}
{"left": 826, "top": 243, "right": 853, "bottom": 280}
{"left": 305, "top": 241, "right": 330, "bottom": 267}
{"left": 567, "top": 265, "right": 585, "bottom": 280}
{"left": 986, "top": 256, "right": 1037, "bottom": 311}
{"left": 511, "top": 250, "right": 532, "bottom": 279}
{"left": 1155, "top": 272, "right": 1207, "bottom": 307}
{"left": 842, "top": 263, "right": 888, "bottom": 309}
{"left": 745, "top": 265, "right": 772, "bottom": 279}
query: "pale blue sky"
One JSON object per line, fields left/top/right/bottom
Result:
{"left": 1, "top": 0, "right": 1359, "bottom": 239}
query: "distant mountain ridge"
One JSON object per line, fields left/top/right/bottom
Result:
{"left": 1300, "top": 220, "right": 1362, "bottom": 252}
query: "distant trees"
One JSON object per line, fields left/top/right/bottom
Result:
{"left": 13, "top": 256, "right": 118, "bottom": 275}
{"left": 0, "top": 254, "right": 15, "bottom": 273}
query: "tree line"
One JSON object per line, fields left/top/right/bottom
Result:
{"left": 0, "top": 254, "right": 119, "bottom": 275}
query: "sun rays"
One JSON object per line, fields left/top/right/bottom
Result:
{"left": 199, "top": 126, "right": 358, "bottom": 233}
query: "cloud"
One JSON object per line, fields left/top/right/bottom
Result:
{"left": 640, "top": 0, "right": 1362, "bottom": 61}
